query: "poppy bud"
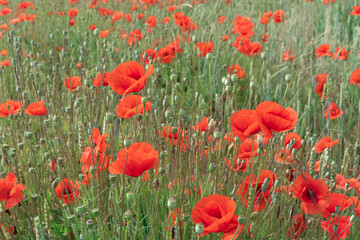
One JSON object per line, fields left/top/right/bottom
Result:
{"left": 76, "top": 174, "right": 84, "bottom": 183}
{"left": 231, "top": 74, "right": 237, "bottom": 82}
{"left": 165, "top": 110, "right": 172, "bottom": 118}
{"left": 126, "top": 191, "right": 135, "bottom": 202}
{"left": 192, "top": 35, "right": 198, "bottom": 42}
{"left": 250, "top": 81, "right": 256, "bottom": 90}
{"left": 208, "top": 119, "right": 216, "bottom": 133}
{"left": 109, "top": 174, "right": 116, "bottom": 182}
{"left": 124, "top": 139, "right": 132, "bottom": 148}
{"left": 234, "top": 136, "right": 240, "bottom": 143}
{"left": 195, "top": 223, "right": 204, "bottom": 235}
{"left": 29, "top": 167, "right": 35, "bottom": 174}
{"left": 350, "top": 215, "right": 356, "bottom": 222}
{"left": 67, "top": 214, "right": 75, "bottom": 222}
{"left": 238, "top": 215, "right": 246, "bottom": 224}
{"left": 141, "top": 97, "right": 148, "bottom": 105}
{"left": 94, "top": 29, "right": 100, "bottom": 36}
{"left": 208, "top": 163, "right": 217, "bottom": 172}
{"left": 86, "top": 219, "right": 94, "bottom": 228}
{"left": 76, "top": 206, "right": 87, "bottom": 215}
{"left": 250, "top": 212, "right": 259, "bottom": 220}
{"left": 167, "top": 197, "right": 177, "bottom": 210}
{"left": 225, "top": 85, "right": 232, "bottom": 92}
{"left": 257, "top": 134, "right": 265, "bottom": 150}
{"left": 92, "top": 208, "right": 99, "bottom": 217}
{"left": 158, "top": 167, "right": 165, "bottom": 175}
{"left": 228, "top": 143, "right": 236, "bottom": 154}
{"left": 285, "top": 74, "right": 292, "bottom": 82}
{"left": 153, "top": 179, "right": 159, "bottom": 191}
{"left": 125, "top": 210, "right": 135, "bottom": 220}
{"left": 18, "top": 142, "right": 24, "bottom": 149}
{"left": 213, "top": 132, "right": 222, "bottom": 140}
{"left": 206, "top": 53, "right": 212, "bottom": 60}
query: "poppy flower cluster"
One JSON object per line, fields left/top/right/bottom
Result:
{"left": 230, "top": 101, "right": 298, "bottom": 140}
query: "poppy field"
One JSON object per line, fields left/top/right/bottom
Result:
{"left": 1, "top": 0, "right": 360, "bottom": 239}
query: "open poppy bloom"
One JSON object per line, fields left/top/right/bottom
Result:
{"left": 335, "top": 174, "right": 358, "bottom": 190}
{"left": 255, "top": 101, "right": 298, "bottom": 139}
{"left": 158, "top": 46, "right": 175, "bottom": 64}
{"left": 283, "top": 50, "right": 295, "bottom": 61}
{"left": 287, "top": 213, "right": 307, "bottom": 240}
{"left": 227, "top": 64, "right": 246, "bottom": 79}
{"left": 350, "top": 5, "right": 360, "bottom": 16}
{"left": 332, "top": 47, "right": 349, "bottom": 60}
{"left": 314, "top": 73, "right": 328, "bottom": 99}
{"left": 141, "top": 48, "right": 157, "bottom": 65}
{"left": 116, "top": 95, "right": 151, "bottom": 119}
{"left": 0, "top": 172, "right": 26, "bottom": 210}
{"left": 275, "top": 132, "right": 302, "bottom": 163}
{"left": 108, "top": 61, "right": 154, "bottom": 96}
{"left": 315, "top": 44, "right": 332, "bottom": 57}
{"left": 273, "top": 10, "right": 286, "bottom": 23}
{"left": 63, "top": 76, "right": 81, "bottom": 91}
{"left": 321, "top": 216, "right": 352, "bottom": 240}
{"left": 261, "top": 10, "right": 272, "bottom": 24}
{"left": 314, "top": 136, "right": 339, "bottom": 154}
{"left": 292, "top": 172, "right": 331, "bottom": 214}
{"left": 24, "top": 100, "right": 46, "bottom": 116}
{"left": 232, "top": 37, "right": 262, "bottom": 57}
{"left": 93, "top": 72, "right": 110, "bottom": 87}
{"left": 236, "top": 170, "right": 278, "bottom": 212}
{"left": 191, "top": 195, "right": 242, "bottom": 239}
{"left": 321, "top": 193, "right": 352, "bottom": 218}
{"left": 230, "top": 109, "right": 261, "bottom": 140}
{"left": 108, "top": 142, "right": 158, "bottom": 177}
{"left": 55, "top": 178, "right": 81, "bottom": 205}
{"left": 0, "top": 100, "right": 23, "bottom": 117}
{"left": 98, "top": 30, "right": 110, "bottom": 38}
{"left": 195, "top": 41, "right": 214, "bottom": 57}
{"left": 324, "top": 102, "right": 343, "bottom": 120}
{"left": 349, "top": 68, "right": 360, "bottom": 87}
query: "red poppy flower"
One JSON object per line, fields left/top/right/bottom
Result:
{"left": 89, "top": 24, "right": 96, "bottom": 30}
{"left": 314, "top": 73, "right": 328, "bottom": 99}
{"left": 191, "top": 195, "right": 242, "bottom": 239}
{"left": 324, "top": 102, "right": 343, "bottom": 120}
{"left": 63, "top": 76, "right": 81, "bottom": 91}
{"left": 173, "top": 12, "right": 198, "bottom": 33}
{"left": 332, "top": 47, "right": 349, "bottom": 60}
{"left": 283, "top": 132, "right": 302, "bottom": 151}
{"left": 283, "top": 50, "right": 295, "bottom": 61}
{"left": 321, "top": 216, "right": 352, "bottom": 240}
{"left": 0, "top": 172, "right": 26, "bottom": 210}
{"left": 141, "top": 49, "right": 157, "bottom": 65}
{"left": 108, "top": 142, "right": 159, "bottom": 177}
{"left": 287, "top": 213, "right": 307, "bottom": 240}
{"left": 227, "top": 64, "right": 246, "bottom": 79}
{"left": 116, "top": 95, "right": 151, "bottom": 119}
{"left": 230, "top": 109, "right": 261, "bottom": 140}
{"left": 236, "top": 170, "right": 278, "bottom": 212}
{"left": 350, "top": 5, "right": 360, "bottom": 16}
{"left": 67, "top": 8, "right": 78, "bottom": 18}
{"left": 98, "top": 30, "right": 110, "bottom": 38}
{"left": 315, "top": 44, "right": 332, "bottom": 57}
{"left": 0, "top": 7, "right": 11, "bottom": 16}
{"left": 108, "top": 61, "right": 154, "bottom": 96}
{"left": 111, "top": 11, "right": 122, "bottom": 24}
{"left": 349, "top": 68, "right": 360, "bottom": 87}
{"left": 321, "top": 193, "right": 352, "bottom": 218}
{"left": 273, "top": 10, "right": 286, "bottom": 23}
{"left": 24, "top": 100, "right": 46, "bottom": 116}
{"left": 93, "top": 72, "right": 110, "bottom": 87}
{"left": 55, "top": 178, "right": 81, "bottom": 205}
{"left": 225, "top": 138, "right": 260, "bottom": 172}
{"left": 232, "top": 37, "right": 262, "bottom": 57}
{"left": 161, "top": 16, "right": 170, "bottom": 24}
{"left": 231, "top": 15, "right": 255, "bottom": 39}
{"left": 158, "top": 46, "right": 175, "bottom": 64}
{"left": 314, "top": 136, "right": 339, "bottom": 154}
{"left": 80, "top": 128, "right": 109, "bottom": 172}
{"left": 255, "top": 101, "right": 298, "bottom": 139}
{"left": 158, "top": 126, "right": 187, "bottom": 147}
{"left": 335, "top": 174, "right": 358, "bottom": 190}
{"left": 195, "top": 41, "right": 214, "bottom": 57}
{"left": 0, "top": 49, "right": 7, "bottom": 56}
{"left": 292, "top": 172, "right": 331, "bottom": 214}
{"left": 145, "top": 16, "right": 157, "bottom": 28}
{"left": 0, "top": 100, "right": 23, "bottom": 117}
{"left": 261, "top": 10, "right": 272, "bottom": 24}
